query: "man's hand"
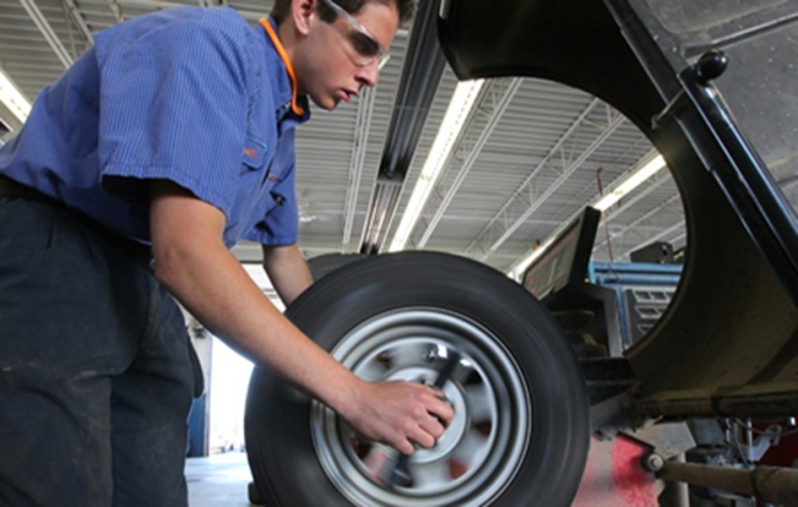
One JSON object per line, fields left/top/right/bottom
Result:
{"left": 340, "top": 379, "right": 454, "bottom": 455}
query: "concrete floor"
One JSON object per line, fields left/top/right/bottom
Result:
{"left": 186, "top": 452, "right": 256, "bottom": 507}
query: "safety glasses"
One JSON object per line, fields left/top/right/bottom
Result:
{"left": 320, "top": 0, "right": 389, "bottom": 67}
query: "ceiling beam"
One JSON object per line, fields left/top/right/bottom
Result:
{"left": 110, "top": 0, "right": 266, "bottom": 21}
{"left": 62, "top": 0, "right": 95, "bottom": 45}
{"left": 19, "top": 0, "right": 74, "bottom": 68}
{"left": 106, "top": 0, "right": 123, "bottom": 22}
{"left": 465, "top": 99, "right": 626, "bottom": 262}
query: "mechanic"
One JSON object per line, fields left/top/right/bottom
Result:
{"left": 0, "top": 0, "right": 453, "bottom": 505}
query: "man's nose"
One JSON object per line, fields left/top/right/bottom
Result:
{"left": 356, "top": 61, "right": 380, "bottom": 88}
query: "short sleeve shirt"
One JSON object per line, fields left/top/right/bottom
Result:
{"left": 0, "top": 7, "right": 310, "bottom": 248}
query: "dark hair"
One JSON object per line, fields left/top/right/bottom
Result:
{"left": 271, "top": 0, "right": 415, "bottom": 25}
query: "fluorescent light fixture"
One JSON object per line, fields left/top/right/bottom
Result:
{"left": 388, "top": 78, "right": 484, "bottom": 252}
{"left": 0, "top": 67, "right": 31, "bottom": 123}
{"left": 593, "top": 154, "right": 666, "bottom": 211}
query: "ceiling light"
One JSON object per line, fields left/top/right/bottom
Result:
{"left": 0, "top": 67, "right": 31, "bottom": 123}
{"left": 593, "top": 154, "right": 666, "bottom": 211}
{"left": 388, "top": 78, "right": 484, "bottom": 252}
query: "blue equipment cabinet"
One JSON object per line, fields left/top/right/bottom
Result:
{"left": 589, "top": 261, "right": 682, "bottom": 350}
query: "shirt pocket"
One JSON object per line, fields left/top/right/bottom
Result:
{"left": 241, "top": 137, "right": 268, "bottom": 172}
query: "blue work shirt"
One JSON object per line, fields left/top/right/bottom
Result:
{"left": 0, "top": 7, "right": 310, "bottom": 248}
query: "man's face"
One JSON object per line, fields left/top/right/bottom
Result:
{"left": 295, "top": 0, "right": 400, "bottom": 111}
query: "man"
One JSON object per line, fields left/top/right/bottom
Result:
{"left": 0, "top": 0, "right": 453, "bottom": 505}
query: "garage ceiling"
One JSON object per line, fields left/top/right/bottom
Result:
{"left": 5, "top": 0, "right": 791, "bottom": 281}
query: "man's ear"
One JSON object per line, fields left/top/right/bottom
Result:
{"left": 291, "top": 0, "right": 316, "bottom": 36}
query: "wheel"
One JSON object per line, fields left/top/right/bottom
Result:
{"left": 245, "top": 251, "right": 589, "bottom": 506}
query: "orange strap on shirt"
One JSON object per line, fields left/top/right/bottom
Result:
{"left": 259, "top": 18, "right": 305, "bottom": 116}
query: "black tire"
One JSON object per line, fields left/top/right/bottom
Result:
{"left": 245, "top": 252, "right": 589, "bottom": 506}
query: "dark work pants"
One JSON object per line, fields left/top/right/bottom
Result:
{"left": 0, "top": 196, "right": 197, "bottom": 507}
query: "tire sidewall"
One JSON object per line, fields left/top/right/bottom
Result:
{"left": 246, "top": 252, "right": 589, "bottom": 507}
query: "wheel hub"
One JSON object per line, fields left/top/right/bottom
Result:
{"left": 310, "top": 308, "right": 529, "bottom": 506}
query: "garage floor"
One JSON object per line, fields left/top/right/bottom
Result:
{"left": 186, "top": 452, "right": 255, "bottom": 507}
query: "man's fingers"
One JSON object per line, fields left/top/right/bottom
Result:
{"left": 408, "top": 425, "right": 437, "bottom": 449}
{"left": 431, "top": 387, "right": 447, "bottom": 399}
{"left": 418, "top": 417, "right": 446, "bottom": 442}
{"left": 414, "top": 392, "right": 454, "bottom": 447}
{"left": 393, "top": 438, "right": 415, "bottom": 456}
{"left": 428, "top": 393, "right": 455, "bottom": 427}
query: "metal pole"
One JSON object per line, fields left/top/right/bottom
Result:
{"left": 656, "top": 460, "right": 798, "bottom": 507}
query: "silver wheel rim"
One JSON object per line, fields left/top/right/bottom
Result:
{"left": 311, "top": 308, "right": 530, "bottom": 506}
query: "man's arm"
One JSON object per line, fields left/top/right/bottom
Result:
{"left": 149, "top": 180, "right": 453, "bottom": 454}
{"left": 261, "top": 243, "right": 312, "bottom": 306}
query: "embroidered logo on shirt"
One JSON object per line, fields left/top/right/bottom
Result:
{"left": 244, "top": 148, "right": 257, "bottom": 158}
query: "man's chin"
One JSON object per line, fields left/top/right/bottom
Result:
{"left": 309, "top": 94, "right": 339, "bottom": 112}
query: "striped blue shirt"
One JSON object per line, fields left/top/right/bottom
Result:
{"left": 0, "top": 7, "right": 310, "bottom": 247}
